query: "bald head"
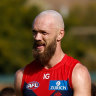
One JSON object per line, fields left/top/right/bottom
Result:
{"left": 33, "top": 10, "right": 64, "bottom": 30}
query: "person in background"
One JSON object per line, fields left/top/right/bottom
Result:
{"left": 0, "top": 87, "right": 16, "bottom": 96}
{"left": 14, "top": 10, "right": 91, "bottom": 96}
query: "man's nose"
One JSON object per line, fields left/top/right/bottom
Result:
{"left": 34, "top": 33, "right": 42, "bottom": 41}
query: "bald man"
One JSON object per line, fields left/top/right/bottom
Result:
{"left": 14, "top": 10, "right": 91, "bottom": 96}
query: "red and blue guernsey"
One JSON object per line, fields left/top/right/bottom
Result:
{"left": 21, "top": 54, "right": 80, "bottom": 96}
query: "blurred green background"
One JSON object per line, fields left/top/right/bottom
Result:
{"left": 0, "top": 0, "right": 96, "bottom": 87}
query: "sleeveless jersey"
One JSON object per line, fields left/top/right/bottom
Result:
{"left": 21, "top": 54, "right": 80, "bottom": 96}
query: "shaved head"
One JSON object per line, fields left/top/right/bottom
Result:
{"left": 33, "top": 10, "right": 64, "bottom": 30}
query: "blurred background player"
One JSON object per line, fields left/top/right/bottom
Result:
{"left": 0, "top": 87, "right": 16, "bottom": 96}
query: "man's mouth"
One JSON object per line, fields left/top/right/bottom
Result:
{"left": 36, "top": 44, "right": 45, "bottom": 49}
{"left": 34, "top": 41, "right": 46, "bottom": 49}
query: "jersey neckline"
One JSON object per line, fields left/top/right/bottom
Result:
{"left": 40, "top": 54, "right": 67, "bottom": 71}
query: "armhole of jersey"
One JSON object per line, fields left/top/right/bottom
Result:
{"left": 69, "top": 61, "right": 80, "bottom": 89}
{"left": 20, "top": 61, "right": 35, "bottom": 92}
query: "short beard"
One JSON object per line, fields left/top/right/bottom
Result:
{"left": 32, "top": 38, "right": 57, "bottom": 65}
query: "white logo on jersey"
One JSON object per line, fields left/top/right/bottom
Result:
{"left": 43, "top": 73, "right": 50, "bottom": 79}
{"left": 56, "top": 81, "right": 61, "bottom": 86}
{"left": 26, "top": 81, "right": 39, "bottom": 90}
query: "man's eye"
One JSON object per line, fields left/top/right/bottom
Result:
{"left": 32, "top": 30, "right": 37, "bottom": 34}
{"left": 42, "top": 32, "right": 47, "bottom": 35}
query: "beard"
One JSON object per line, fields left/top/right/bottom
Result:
{"left": 32, "top": 37, "right": 57, "bottom": 64}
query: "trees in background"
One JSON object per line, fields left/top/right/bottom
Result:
{"left": 0, "top": 0, "right": 41, "bottom": 74}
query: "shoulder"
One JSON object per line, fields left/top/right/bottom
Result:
{"left": 14, "top": 67, "right": 25, "bottom": 96}
{"left": 14, "top": 61, "right": 37, "bottom": 85}
{"left": 72, "top": 63, "right": 91, "bottom": 83}
{"left": 14, "top": 67, "right": 25, "bottom": 90}
{"left": 15, "top": 67, "right": 24, "bottom": 80}
{"left": 14, "top": 67, "right": 25, "bottom": 88}
{"left": 72, "top": 63, "right": 91, "bottom": 95}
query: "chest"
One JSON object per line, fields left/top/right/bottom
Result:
{"left": 22, "top": 69, "right": 73, "bottom": 96}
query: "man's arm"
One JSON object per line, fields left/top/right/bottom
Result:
{"left": 72, "top": 63, "right": 91, "bottom": 96}
{"left": 14, "top": 68, "right": 24, "bottom": 96}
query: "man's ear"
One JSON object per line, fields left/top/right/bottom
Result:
{"left": 57, "top": 30, "right": 64, "bottom": 41}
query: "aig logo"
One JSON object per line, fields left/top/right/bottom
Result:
{"left": 43, "top": 73, "right": 50, "bottom": 79}
{"left": 26, "top": 81, "right": 39, "bottom": 90}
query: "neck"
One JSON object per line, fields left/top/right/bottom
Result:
{"left": 44, "top": 46, "right": 65, "bottom": 69}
